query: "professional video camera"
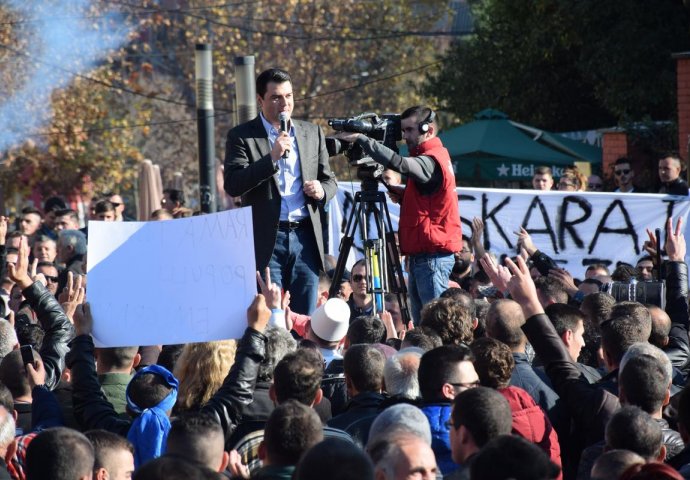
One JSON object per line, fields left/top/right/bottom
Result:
{"left": 326, "top": 112, "right": 401, "bottom": 189}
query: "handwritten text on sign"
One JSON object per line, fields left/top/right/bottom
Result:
{"left": 330, "top": 183, "right": 690, "bottom": 279}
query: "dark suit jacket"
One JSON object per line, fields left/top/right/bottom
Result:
{"left": 224, "top": 116, "right": 337, "bottom": 271}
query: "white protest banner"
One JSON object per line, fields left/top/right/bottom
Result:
{"left": 329, "top": 182, "right": 690, "bottom": 279}
{"left": 87, "top": 208, "right": 256, "bottom": 347}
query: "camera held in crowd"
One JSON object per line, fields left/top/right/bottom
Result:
{"left": 326, "top": 112, "right": 401, "bottom": 188}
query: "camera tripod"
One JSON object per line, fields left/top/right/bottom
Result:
{"left": 328, "top": 179, "right": 411, "bottom": 325}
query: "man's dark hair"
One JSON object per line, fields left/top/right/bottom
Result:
{"left": 647, "top": 305, "right": 671, "bottom": 349}
{"left": 294, "top": 437, "right": 374, "bottom": 480}
{"left": 615, "top": 157, "right": 632, "bottom": 167}
{"left": 485, "top": 299, "right": 526, "bottom": 350}
{"left": 344, "top": 344, "right": 384, "bottom": 393}
{"left": 84, "top": 429, "right": 134, "bottom": 471}
{"left": 97, "top": 347, "right": 139, "bottom": 371}
{"left": 15, "top": 319, "right": 45, "bottom": 350}
{"left": 0, "top": 382, "right": 14, "bottom": 413}
{"left": 451, "top": 387, "right": 512, "bottom": 447}
{"left": 400, "top": 328, "right": 442, "bottom": 351}
{"left": 133, "top": 456, "right": 221, "bottom": 480}
{"left": 163, "top": 188, "right": 186, "bottom": 206}
{"left": 94, "top": 200, "right": 115, "bottom": 215}
{"left": 44, "top": 196, "right": 67, "bottom": 213}
{"left": 611, "top": 264, "right": 636, "bottom": 282}
{"left": 605, "top": 406, "right": 663, "bottom": 461}
{"left": 470, "top": 435, "right": 561, "bottom": 480}
{"left": 580, "top": 292, "right": 616, "bottom": 327}
{"left": 258, "top": 326, "right": 297, "bottom": 382}
{"left": 166, "top": 412, "right": 224, "bottom": 469}
{"left": 534, "top": 276, "right": 568, "bottom": 304}
{"left": 535, "top": 166, "right": 553, "bottom": 176}
{"left": 26, "top": 427, "right": 95, "bottom": 480}
{"left": 256, "top": 68, "right": 292, "bottom": 98}
{"left": 601, "top": 315, "right": 651, "bottom": 366}
{"left": 273, "top": 349, "right": 324, "bottom": 405}
{"left": 544, "top": 303, "right": 584, "bottom": 336}
{"left": 347, "top": 316, "right": 386, "bottom": 345}
{"left": 21, "top": 206, "right": 42, "bottom": 218}
{"left": 420, "top": 297, "right": 473, "bottom": 345}
{"left": 55, "top": 208, "right": 79, "bottom": 222}
{"left": 127, "top": 372, "right": 173, "bottom": 410}
{"left": 157, "top": 344, "right": 184, "bottom": 373}
{"left": 619, "top": 355, "right": 669, "bottom": 414}
{"left": 418, "top": 344, "right": 474, "bottom": 402}
{"left": 440, "top": 288, "right": 476, "bottom": 318}
{"left": 0, "top": 349, "right": 34, "bottom": 398}
{"left": 609, "top": 302, "right": 652, "bottom": 336}
{"left": 581, "top": 277, "right": 603, "bottom": 290}
{"left": 264, "top": 400, "right": 323, "bottom": 466}
{"left": 470, "top": 337, "right": 514, "bottom": 389}
{"left": 401, "top": 105, "right": 435, "bottom": 126}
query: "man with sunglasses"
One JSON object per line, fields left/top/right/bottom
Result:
{"left": 613, "top": 157, "right": 642, "bottom": 193}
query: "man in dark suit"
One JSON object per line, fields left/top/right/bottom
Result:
{"left": 224, "top": 68, "right": 337, "bottom": 315}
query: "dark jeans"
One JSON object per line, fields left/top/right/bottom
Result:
{"left": 268, "top": 222, "right": 319, "bottom": 315}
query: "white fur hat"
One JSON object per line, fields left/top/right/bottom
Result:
{"left": 310, "top": 298, "right": 350, "bottom": 342}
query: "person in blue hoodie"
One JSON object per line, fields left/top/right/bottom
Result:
{"left": 417, "top": 344, "right": 478, "bottom": 476}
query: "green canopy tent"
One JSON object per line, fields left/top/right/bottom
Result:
{"left": 434, "top": 109, "right": 602, "bottom": 181}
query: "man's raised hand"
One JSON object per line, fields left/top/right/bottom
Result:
{"left": 74, "top": 302, "right": 94, "bottom": 337}
{"left": 7, "top": 236, "right": 32, "bottom": 290}
{"left": 505, "top": 255, "right": 543, "bottom": 318}
{"left": 59, "top": 272, "right": 85, "bottom": 324}
{"left": 256, "top": 267, "right": 282, "bottom": 310}
{"left": 665, "top": 217, "right": 686, "bottom": 262}
{"left": 247, "top": 294, "right": 270, "bottom": 333}
{"left": 479, "top": 254, "right": 511, "bottom": 293}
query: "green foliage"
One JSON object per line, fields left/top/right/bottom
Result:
{"left": 425, "top": 0, "right": 690, "bottom": 131}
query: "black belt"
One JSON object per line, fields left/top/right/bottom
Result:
{"left": 278, "top": 218, "right": 309, "bottom": 231}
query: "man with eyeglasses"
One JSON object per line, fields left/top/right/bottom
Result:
{"left": 417, "top": 345, "right": 479, "bottom": 476}
{"left": 613, "top": 157, "right": 641, "bottom": 193}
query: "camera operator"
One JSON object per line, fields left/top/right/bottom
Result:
{"left": 335, "top": 106, "right": 462, "bottom": 324}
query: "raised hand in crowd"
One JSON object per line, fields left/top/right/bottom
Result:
{"left": 515, "top": 227, "right": 537, "bottom": 256}
{"left": 471, "top": 217, "right": 487, "bottom": 260}
{"left": 247, "top": 294, "right": 270, "bottom": 333}
{"left": 227, "top": 449, "right": 250, "bottom": 479}
{"left": 7, "top": 235, "right": 33, "bottom": 289}
{"left": 380, "top": 310, "right": 398, "bottom": 340}
{"left": 665, "top": 217, "right": 685, "bottom": 262}
{"left": 0, "top": 216, "right": 7, "bottom": 245}
{"left": 479, "top": 253, "right": 511, "bottom": 293}
{"left": 505, "top": 254, "right": 543, "bottom": 319}
{"left": 548, "top": 267, "right": 578, "bottom": 297}
{"left": 58, "top": 272, "right": 85, "bottom": 324}
{"left": 25, "top": 355, "right": 46, "bottom": 390}
{"left": 256, "top": 267, "right": 282, "bottom": 310}
{"left": 73, "top": 302, "right": 93, "bottom": 337}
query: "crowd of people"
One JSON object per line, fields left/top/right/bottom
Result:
{"left": 1, "top": 66, "right": 690, "bottom": 480}
{"left": 531, "top": 155, "right": 689, "bottom": 196}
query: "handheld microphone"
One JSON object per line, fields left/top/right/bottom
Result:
{"left": 279, "top": 112, "right": 290, "bottom": 159}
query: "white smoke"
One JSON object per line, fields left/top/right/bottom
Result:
{"left": 0, "top": 0, "right": 131, "bottom": 153}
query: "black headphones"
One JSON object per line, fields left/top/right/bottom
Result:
{"left": 418, "top": 109, "right": 436, "bottom": 134}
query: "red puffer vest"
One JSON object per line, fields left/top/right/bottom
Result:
{"left": 398, "top": 137, "right": 462, "bottom": 256}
